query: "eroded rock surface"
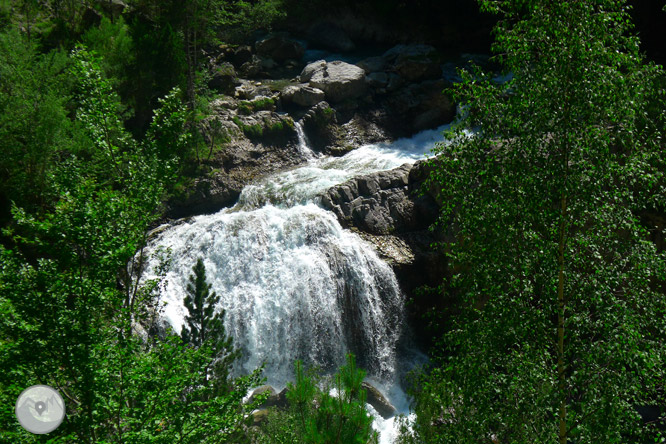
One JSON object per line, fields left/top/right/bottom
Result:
{"left": 321, "top": 163, "right": 437, "bottom": 235}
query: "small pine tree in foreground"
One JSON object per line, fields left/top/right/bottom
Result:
{"left": 182, "top": 257, "right": 240, "bottom": 394}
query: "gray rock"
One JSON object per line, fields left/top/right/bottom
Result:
{"left": 299, "top": 60, "right": 326, "bottom": 82}
{"left": 362, "top": 382, "right": 396, "bottom": 419}
{"left": 321, "top": 162, "right": 438, "bottom": 235}
{"left": 234, "top": 80, "right": 275, "bottom": 100}
{"left": 282, "top": 84, "right": 326, "bottom": 107}
{"left": 255, "top": 33, "right": 305, "bottom": 61}
{"left": 300, "top": 60, "right": 367, "bottom": 103}
{"left": 233, "top": 111, "right": 297, "bottom": 145}
{"left": 309, "top": 21, "right": 355, "bottom": 52}
{"left": 99, "top": 0, "right": 126, "bottom": 17}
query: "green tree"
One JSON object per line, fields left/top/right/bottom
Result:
{"left": 403, "top": 1, "right": 666, "bottom": 443}
{"left": 0, "top": 43, "right": 262, "bottom": 443}
{"left": 182, "top": 257, "right": 240, "bottom": 394}
{"left": 262, "top": 354, "right": 379, "bottom": 444}
{"left": 0, "top": 29, "right": 78, "bottom": 219}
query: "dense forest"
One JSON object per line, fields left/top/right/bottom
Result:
{"left": 1, "top": 0, "right": 665, "bottom": 443}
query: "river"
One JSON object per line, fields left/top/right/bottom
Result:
{"left": 142, "top": 122, "right": 450, "bottom": 442}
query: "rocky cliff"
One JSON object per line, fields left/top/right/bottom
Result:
{"left": 321, "top": 160, "right": 449, "bottom": 343}
{"left": 166, "top": 30, "right": 470, "bottom": 220}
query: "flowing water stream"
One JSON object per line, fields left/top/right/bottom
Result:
{"left": 142, "top": 123, "right": 450, "bottom": 442}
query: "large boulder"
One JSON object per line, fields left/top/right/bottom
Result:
{"left": 300, "top": 101, "right": 346, "bottom": 153}
{"left": 255, "top": 33, "right": 305, "bottom": 61}
{"left": 300, "top": 60, "right": 367, "bottom": 103}
{"left": 321, "top": 160, "right": 448, "bottom": 346}
{"left": 308, "top": 21, "right": 355, "bottom": 52}
{"left": 281, "top": 84, "right": 326, "bottom": 107}
{"left": 167, "top": 175, "right": 243, "bottom": 219}
{"left": 362, "top": 382, "right": 396, "bottom": 419}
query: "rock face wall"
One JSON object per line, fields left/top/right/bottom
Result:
{"left": 321, "top": 163, "right": 437, "bottom": 235}
{"left": 167, "top": 32, "right": 468, "bottom": 221}
{"left": 321, "top": 161, "right": 448, "bottom": 344}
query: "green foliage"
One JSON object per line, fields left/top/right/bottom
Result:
{"left": 405, "top": 1, "right": 666, "bottom": 443}
{"left": 257, "top": 355, "right": 379, "bottom": 444}
{"left": 240, "top": 97, "right": 277, "bottom": 114}
{"left": 238, "top": 102, "right": 253, "bottom": 115}
{"left": 81, "top": 16, "right": 134, "bottom": 93}
{"left": 233, "top": 115, "right": 263, "bottom": 139}
{"left": 215, "top": 0, "right": 286, "bottom": 42}
{"left": 182, "top": 257, "right": 240, "bottom": 396}
{"left": 0, "top": 39, "right": 262, "bottom": 443}
{"left": 0, "top": 29, "right": 78, "bottom": 216}
{"left": 145, "top": 86, "right": 190, "bottom": 166}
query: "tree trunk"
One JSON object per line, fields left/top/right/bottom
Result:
{"left": 557, "top": 149, "right": 569, "bottom": 443}
{"left": 557, "top": 195, "right": 567, "bottom": 444}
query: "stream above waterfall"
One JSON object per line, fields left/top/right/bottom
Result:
{"left": 142, "top": 123, "right": 450, "bottom": 442}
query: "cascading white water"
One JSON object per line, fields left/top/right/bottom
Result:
{"left": 142, "top": 123, "right": 451, "bottom": 442}
{"left": 147, "top": 203, "right": 404, "bottom": 384}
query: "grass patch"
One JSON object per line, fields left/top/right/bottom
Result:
{"left": 237, "top": 97, "right": 276, "bottom": 115}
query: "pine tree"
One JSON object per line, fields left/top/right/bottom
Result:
{"left": 181, "top": 257, "right": 239, "bottom": 392}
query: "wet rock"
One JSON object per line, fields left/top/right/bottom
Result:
{"left": 308, "top": 21, "right": 355, "bottom": 52}
{"left": 167, "top": 175, "right": 243, "bottom": 219}
{"left": 362, "top": 382, "right": 396, "bottom": 419}
{"left": 301, "top": 101, "right": 340, "bottom": 151}
{"left": 300, "top": 60, "right": 367, "bottom": 103}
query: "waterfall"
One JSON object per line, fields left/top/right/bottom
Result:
{"left": 294, "top": 120, "right": 315, "bottom": 160}
{"left": 147, "top": 204, "right": 404, "bottom": 383}
{"left": 142, "top": 124, "right": 450, "bottom": 442}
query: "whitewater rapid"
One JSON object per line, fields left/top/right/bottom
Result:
{"left": 142, "top": 123, "right": 449, "bottom": 442}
